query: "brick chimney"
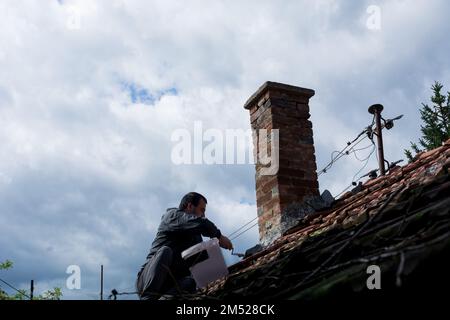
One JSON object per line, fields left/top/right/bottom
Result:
{"left": 244, "top": 81, "right": 320, "bottom": 246}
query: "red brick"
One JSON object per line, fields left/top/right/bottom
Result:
{"left": 245, "top": 81, "right": 318, "bottom": 245}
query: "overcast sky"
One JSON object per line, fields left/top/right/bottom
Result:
{"left": 1, "top": 0, "right": 449, "bottom": 299}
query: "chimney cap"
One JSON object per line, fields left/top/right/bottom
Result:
{"left": 243, "top": 81, "right": 315, "bottom": 110}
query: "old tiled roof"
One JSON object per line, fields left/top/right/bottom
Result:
{"left": 201, "top": 138, "right": 450, "bottom": 300}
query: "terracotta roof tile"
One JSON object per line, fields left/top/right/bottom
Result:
{"left": 203, "top": 138, "right": 450, "bottom": 297}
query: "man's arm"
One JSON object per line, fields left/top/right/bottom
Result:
{"left": 218, "top": 235, "right": 233, "bottom": 250}
{"left": 168, "top": 211, "right": 233, "bottom": 249}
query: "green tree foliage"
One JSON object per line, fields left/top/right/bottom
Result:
{"left": 0, "top": 260, "right": 63, "bottom": 300}
{"left": 405, "top": 81, "right": 450, "bottom": 162}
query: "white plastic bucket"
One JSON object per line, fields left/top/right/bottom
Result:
{"left": 181, "top": 238, "right": 229, "bottom": 288}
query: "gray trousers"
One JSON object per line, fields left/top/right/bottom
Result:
{"left": 136, "top": 246, "right": 196, "bottom": 300}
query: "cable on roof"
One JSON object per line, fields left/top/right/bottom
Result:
{"left": 227, "top": 216, "right": 258, "bottom": 238}
{"left": 318, "top": 125, "right": 372, "bottom": 177}
{"left": 318, "top": 112, "right": 399, "bottom": 178}
{"left": 349, "top": 143, "right": 375, "bottom": 161}
{"left": 352, "top": 143, "right": 376, "bottom": 183}
{"left": 334, "top": 139, "right": 377, "bottom": 199}
{"left": 229, "top": 222, "right": 259, "bottom": 241}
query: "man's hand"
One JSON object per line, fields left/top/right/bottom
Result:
{"left": 219, "top": 235, "right": 233, "bottom": 250}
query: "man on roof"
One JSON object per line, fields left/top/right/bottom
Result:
{"left": 136, "top": 192, "right": 233, "bottom": 300}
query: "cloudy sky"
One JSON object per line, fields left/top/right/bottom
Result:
{"left": 0, "top": 0, "right": 449, "bottom": 299}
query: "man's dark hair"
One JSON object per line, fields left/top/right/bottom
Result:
{"left": 179, "top": 192, "right": 207, "bottom": 210}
